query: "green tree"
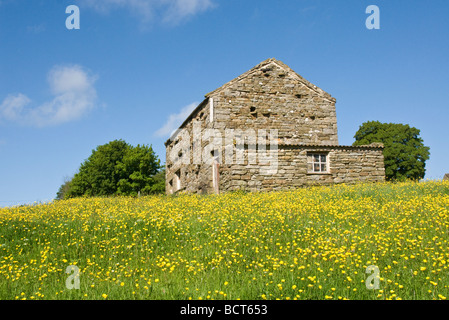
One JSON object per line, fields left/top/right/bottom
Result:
{"left": 353, "top": 121, "right": 430, "bottom": 181}
{"left": 115, "top": 145, "right": 162, "bottom": 196}
{"left": 55, "top": 176, "right": 73, "bottom": 200}
{"left": 62, "top": 139, "right": 164, "bottom": 199}
{"left": 146, "top": 168, "right": 166, "bottom": 195}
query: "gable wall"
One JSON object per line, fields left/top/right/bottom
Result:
{"left": 210, "top": 62, "right": 339, "bottom": 145}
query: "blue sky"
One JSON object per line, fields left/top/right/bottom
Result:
{"left": 1, "top": 0, "right": 448, "bottom": 207}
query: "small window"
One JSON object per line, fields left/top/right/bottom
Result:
{"left": 250, "top": 107, "right": 257, "bottom": 118}
{"left": 174, "top": 170, "right": 181, "bottom": 191}
{"left": 307, "top": 153, "right": 329, "bottom": 173}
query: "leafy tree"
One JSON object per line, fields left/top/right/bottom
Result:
{"left": 353, "top": 121, "right": 430, "bottom": 181}
{"left": 146, "top": 168, "right": 166, "bottom": 195}
{"left": 62, "top": 139, "right": 164, "bottom": 199}
{"left": 115, "top": 145, "right": 162, "bottom": 196}
{"left": 55, "top": 176, "right": 73, "bottom": 200}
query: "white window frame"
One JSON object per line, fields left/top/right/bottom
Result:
{"left": 307, "top": 152, "right": 329, "bottom": 174}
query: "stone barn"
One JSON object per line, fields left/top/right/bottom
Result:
{"left": 164, "top": 58, "right": 385, "bottom": 194}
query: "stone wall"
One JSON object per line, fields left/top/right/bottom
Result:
{"left": 207, "top": 59, "right": 339, "bottom": 145}
{"left": 165, "top": 99, "right": 216, "bottom": 194}
{"left": 219, "top": 144, "right": 385, "bottom": 192}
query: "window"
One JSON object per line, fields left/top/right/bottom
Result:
{"left": 250, "top": 106, "right": 257, "bottom": 118}
{"left": 174, "top": 170, "right": 181, "bottom": 191}
{"left": 307, "top": 153, "right": 329, "bottom": 173}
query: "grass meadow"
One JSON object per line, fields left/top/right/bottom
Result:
{"left": 1, "top": 180, "right": 449, "bottom": 300}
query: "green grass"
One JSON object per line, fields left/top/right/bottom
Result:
{"left": 0, "top": 180, "right": 448, "bottom": 300}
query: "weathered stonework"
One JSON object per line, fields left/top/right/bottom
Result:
{"left": 218, "top": 144, "right": 385, "bottom": 192}
{"left": 165, "top": 58, "right": 385, "bottom": 194}
{"left": 444, "top": 174, "right": 449, "bottom": 181}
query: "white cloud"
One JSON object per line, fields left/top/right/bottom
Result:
{"left": 0, "top": 93, "right": 31, "bottom": 121}
{"left": 0, "top": 65, "right": 97, "bottom": 127}
{"left": 48, "top": 65, "right": 95, "bottom": 95}
{"left": 77, "top": 0, "right": 215, "bottom": 24}
{"left": 162, "top": 0, "right": 215, "bottom": 23}
{"left": 155, "top": 101, "right": 198, "bottom": 137}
